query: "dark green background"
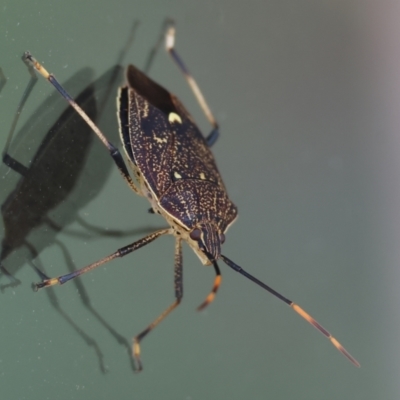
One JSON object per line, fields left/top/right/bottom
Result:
{"left": 0, "top": 1, "right": 397, "bottom": 399}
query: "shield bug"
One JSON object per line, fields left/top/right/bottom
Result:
{"left": 24, "top": 24, "right": 359, "bottom": 371}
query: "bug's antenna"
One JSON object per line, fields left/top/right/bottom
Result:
{"left": 220, "top": 254, "right": 360, "bottom": 367}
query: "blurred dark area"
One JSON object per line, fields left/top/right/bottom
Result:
{"left": 0, "top": 65, "right": 124, "bottom": 286}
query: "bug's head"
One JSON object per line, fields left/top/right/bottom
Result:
{"left": 189, "top": 222, "right": 225, "bottom": 263}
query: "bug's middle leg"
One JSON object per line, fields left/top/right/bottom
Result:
{"left": 33, "top": 228, "right": 170, "bottom": 290}
{"left": 132, "top": 236, "right": 183, "bottom": 372}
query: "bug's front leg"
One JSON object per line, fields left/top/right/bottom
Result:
{"left": 197, "top": 261, "right": 222, "bottom": 311}
{"left": 23, "top": 52, "right": 141, "bottom": 195}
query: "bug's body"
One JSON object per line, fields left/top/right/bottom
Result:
{"left": 23, "top": 24, "right": 359, "bottom": 372}
{"left": 118, "top": 65, "right": 237, "bottom": 264}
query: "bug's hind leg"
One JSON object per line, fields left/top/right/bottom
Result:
{"left": 23, "top": 52, "right": 141, "bottom": 195}
{"left": 132, "top": 237, "right": 183, "bottom": 372}
{"left": 165, "top": 23, "right": 220, "bottom": 147}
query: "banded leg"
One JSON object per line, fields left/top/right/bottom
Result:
{"left": 23, "top": 52, "right": 141, "bottom": 195}
{"left": 220, "top": 254, "right": 360, "bottom": 367}
{"left": 34, "top": 228, "right": 170, "bottom": 290}
{"left": 133, "top": 236, "right": 183, "bottom": 372}
{"left": 165, "top": 24, "right": 220, "bottom": 147}
{"left": 197, "top": 261, "right": 222, "bottom": 311}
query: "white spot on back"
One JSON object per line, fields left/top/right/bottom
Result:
{"left": 168, "top": 112, "right": 182, "bottom": 124}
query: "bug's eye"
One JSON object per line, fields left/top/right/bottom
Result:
{"left": 220, "top": 233, "right": 226, "bottom": 244}
{"left": 190, "top": 228, "right": 202, "bottom": 241}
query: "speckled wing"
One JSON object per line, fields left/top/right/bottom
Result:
{"left": 169, "top": 103, "right": 224, "bottom": 187}
{"left": 118, "top": 66, "right": 175, "bottom": 196}
{"left": 119, "top": 65, "right": 225, "bottom": 198}
{"left": 159, "top": 180, "right": 237, "bottom": 232}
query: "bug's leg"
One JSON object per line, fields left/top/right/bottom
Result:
{"left": 165, "top": 24, "right": 220, "bottom": 147}
{"left": 23, "top": 53, "right": 141, "bottom": 195}
{"left": 204, "top": 129, "right": 219, "bottom": 147}
{"left": 220, "top": 254, "right": 360, "bottom": 367}
{"left": 2, "top": 58, "right": 38, "bottom": 174}
{"left": 197, "top": 261, "right": 222, "bottom": 311}
{"left": 132, "top": 236, "right": 183, "bottom": 372}
{"left": 33, "top": 228, "right": 170, "bottom": 290}
{"left": 0, "top": 67, "right": 6, "bottom": 93}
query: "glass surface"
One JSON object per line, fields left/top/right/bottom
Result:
{"left": 0, "top": 1, "right": 398, "bottom": 399}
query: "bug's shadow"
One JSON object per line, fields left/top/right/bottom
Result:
{"left": 0, "top": 65, "right": 131, "bottom": 278}
{"left": 39, "top": 239, "right": 137, "bottom": 373}
{"left": 0, "top": 64, "right": 150, "bottom": 373}
{"left": 0, "top": 67, "right": 6, "bottom": 94}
